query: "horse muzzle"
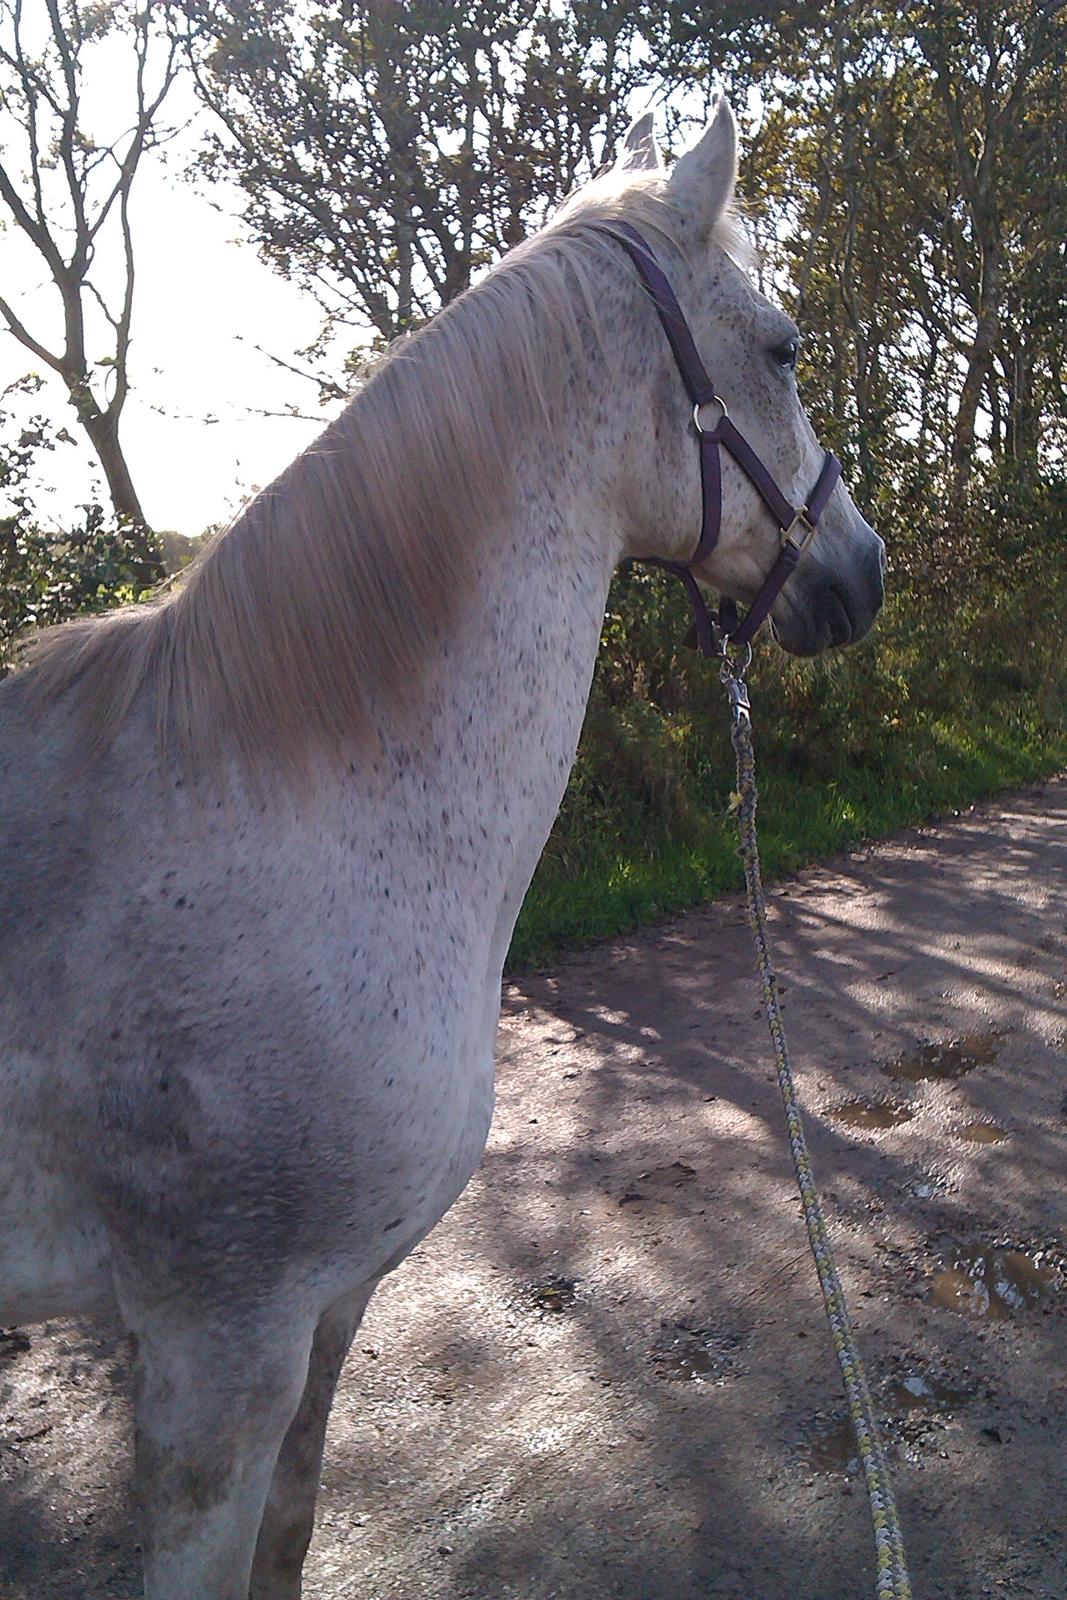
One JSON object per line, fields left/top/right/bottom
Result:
{"left": 771, "top": 524, "right": 886, "bottom": 657}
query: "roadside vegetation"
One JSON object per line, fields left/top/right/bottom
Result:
{"left": 513, "top": 472, "right": 1067, "bottom": 965}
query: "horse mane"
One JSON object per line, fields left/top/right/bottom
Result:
{"left": 20, "top": 168, "right": 749, "bottom": 779}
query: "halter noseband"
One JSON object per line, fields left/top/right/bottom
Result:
{"left": 604, "top": 222, "right": 842, "bottom": 656}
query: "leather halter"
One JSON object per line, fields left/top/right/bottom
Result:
{"left": 603, "top": 222, "right": 842, "bottom": 656}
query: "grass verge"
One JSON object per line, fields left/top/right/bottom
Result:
{"left": 508, "top": 705, "right": 1067, "bottom": 971}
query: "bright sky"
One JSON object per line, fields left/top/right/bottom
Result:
{"left": 1, "top": 43, "right": 339, "bottom": 537}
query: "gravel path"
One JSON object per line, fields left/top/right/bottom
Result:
{"left": 3, "top": 775, "right": 1066, "bottom": 1600}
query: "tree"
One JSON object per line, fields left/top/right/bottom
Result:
{"left": 173, "top": 0, "right": 653, "bottom": 354}
{"left": 0, "top": 0, "right": 179, "bottom": 573}
{"left": 0, "top": 379, "right": 161, "bottom": 653}
{"left": 738, "top": 0, "right": 1067, "bottom": 514}
{"left": 174, "top": 1, "right": 816, "bottom": 362}
{"left": 168, "top": 0, "right": 1065, "bottom": 524}
{"left": 907, "top": 0, "right": 1067, "bottom": 494}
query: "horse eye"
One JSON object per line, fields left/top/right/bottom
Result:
{"left": 772, "top": 337, "right": 800, "bottom": 371}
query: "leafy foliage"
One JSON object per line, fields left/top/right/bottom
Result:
{"left": 174, "top": 1, "right": 805, "bottom": 354}
{"left": 0, "top": 400, "right": 162, "bottom": 656}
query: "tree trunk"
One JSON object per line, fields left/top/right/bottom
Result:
{"left": 952, "top": 247, "right": 1002, "bottom": 498}
{"left": 1007, "top": 334, "right": 1041, "bottom": 483}
{"left": 79, "top": 403, "right": 163, "bottom": 583}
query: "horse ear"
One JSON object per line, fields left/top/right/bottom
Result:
{"left": 668, "top": 94, "right": 738, "bottom": 236}
{"left": 615, "top": 111, "right": 663, "bottom": 173}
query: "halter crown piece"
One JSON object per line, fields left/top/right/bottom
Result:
{"left": 602, "top": 223, "right": 842, "bottom": 656}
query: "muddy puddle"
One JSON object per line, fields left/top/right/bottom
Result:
{"left": 650, "top": 1324, "right": 743, "bottom": 1384}
{"left": 956, "top": 1121, "right": 1009, "bottom": 1145}
{"left": 887, "top": 1372, "right": 973, "bottom": 1413}
{"left": 886, "top": 1030, "right": 1003, "bottom": 1082}
{"left": 831, "top": 1098, "right": 915, "bottom": 1130}
{"left": 528, "top": 1276, "right": 579, "bottom": 1314}
{"left": 929, "top": 1242, "right": 1059, "bottom": 1320}
{"left": 800, "top": 1416, "right": 859, "bottom": 1475}
{"left": 802, "top": 1371, "right": 975, "bottom": 1475}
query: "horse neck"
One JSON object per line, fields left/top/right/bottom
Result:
{"left": 356, "top": 437, "right": 621, "bottom": 977}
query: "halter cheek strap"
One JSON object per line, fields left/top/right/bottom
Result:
{"left": 603, "top": 221, "right": 843, "bottom": 655}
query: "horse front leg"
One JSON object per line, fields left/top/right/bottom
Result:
{"left": 249, "top": 1283, "right": 377, "bottom": 1600}
{"left": 129, "top": 1305, "right": 315, "bottom": 1600}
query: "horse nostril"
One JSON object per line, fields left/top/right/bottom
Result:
{"left": 826, "top": 585, "right": 854, "bottom": 646}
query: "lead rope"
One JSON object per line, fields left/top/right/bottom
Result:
{"left": 720, "top": 651, "right": 913, "bottom": 1600}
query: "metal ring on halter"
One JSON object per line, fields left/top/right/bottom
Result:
{"left": 692, "top": 396, "right": 728, "bottom": 435}
{"left": 719, "top": 637, "right": 752, "bottom": 676}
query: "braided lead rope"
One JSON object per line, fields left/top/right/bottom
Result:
{"left": 722, "top": 661, "right": 913, "bottom": 1600}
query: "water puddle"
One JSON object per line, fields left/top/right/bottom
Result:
{"left": 802, "top": 1368, "right": 976, "bottom": 1475}
{"left": 887, "top": 1372, "right": 973, "bottom": 1413}
{"left": 831, "top": 1098, "right": 915, "bottom": 1130}
{"left": 883, "top": 1371, "right": 979, "bottom": 1464}
{"left": 957, "top": 1121, "right": 1009, "bottom": 1145}
{"left": 529, "top": 1276, "right": 578, "bottom": 1314}
{"left": 651, "top": 1325, "right": 742, "bottom": 1384}
{"left": 886, "top": 1031, "right": 1003, "bottom": 1083}
{"left": 929, "top": 1242, "right": 1058, "bottom": 1320}
{"left": 800, "top": 1416, "right": 859, "bottom": 1475}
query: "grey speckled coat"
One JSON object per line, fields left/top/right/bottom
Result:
{"left": 0, "top": 103, "right": 884, "bottom": 1600}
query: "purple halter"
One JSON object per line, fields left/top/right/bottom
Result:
{"left": 604, "top": 222, "right": 842, "bottom": 656}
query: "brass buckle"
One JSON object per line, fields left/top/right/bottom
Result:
{"left": 782, "top": 507, "right": 817, "bottom": 554}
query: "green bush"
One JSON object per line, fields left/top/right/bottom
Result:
{"left": 0, "top": 407, "right": 163, "bottom": 662}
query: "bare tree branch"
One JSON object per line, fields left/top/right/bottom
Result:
{"left": 0, "top": 0, "right": 179, "bottom": 549}
{"left": 0, "top": 293, "right": 64, "bottom": 372}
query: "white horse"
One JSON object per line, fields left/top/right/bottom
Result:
{"left": 0, "top": 98, "right": 884, "bottom": 1599}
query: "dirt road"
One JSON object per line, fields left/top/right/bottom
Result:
{"left": 3, "top": 776, "right": 1066, "bottom": 1600}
